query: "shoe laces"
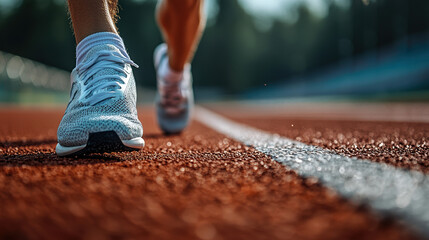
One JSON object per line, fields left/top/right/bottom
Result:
{"left": 159, "top": 80, "right": 185, "bottom": 108}
{"left": 75, "top": 50, "right": 138, "bottom": 106}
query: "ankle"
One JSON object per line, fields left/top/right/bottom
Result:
{"left": 159, "top": 58, "right": 184, "bottom": 83}
{"left": 76, "top": 32, "right": 129, "bottom": 66}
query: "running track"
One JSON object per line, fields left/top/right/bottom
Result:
{"left": 0, "top": 103, "right": 428, "bottom": 239}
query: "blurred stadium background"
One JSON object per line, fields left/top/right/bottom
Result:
{"left": 0, "top": 0, "right": 428, "bottom": 104}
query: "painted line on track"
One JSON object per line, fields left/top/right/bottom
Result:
{"left": 195, "top": 107, "right": 429, "bottom": 237}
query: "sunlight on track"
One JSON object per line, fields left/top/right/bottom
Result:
{"left": 196, "top": 106, "right": 429, "bottom": 237}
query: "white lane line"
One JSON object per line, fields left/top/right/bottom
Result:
{"left": 195, "top": 107, "right": 429, "bottom": 237}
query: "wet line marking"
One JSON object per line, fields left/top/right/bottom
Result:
{"left": 195, "top": 107, "right": 429, "bottom": 237}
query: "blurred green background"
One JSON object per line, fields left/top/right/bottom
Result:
{"left": 1, "top": 0, "right": 429, "bottom": 104}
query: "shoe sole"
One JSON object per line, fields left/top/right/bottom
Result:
{"left": 56, "top": 131, "right": 144, "bottom": 157}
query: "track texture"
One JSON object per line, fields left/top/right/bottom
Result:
{"left": 228, "top": 117, "right": 428, "bottom": 174}
{"left": 213, "top": 103, "right": 429, "bottom": 173}
{"left": 0, "top": 107, "right": 419, "bottom": 239}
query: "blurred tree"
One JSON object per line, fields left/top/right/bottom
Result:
{"left": 1, "top": 0, "right": 429, "bottom": 94}
{"left": 195, "top": 0, "right": 259, "bottom": 92}
{"left": 0, "top": 0, "right": 75, "bottom": 70}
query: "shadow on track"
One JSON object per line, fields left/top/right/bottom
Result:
{"left": 0, "top": 137, "right": 132, "bottom": 167}
{"left": 0, "top": 133, "right": 172, "bottom": 167}
{"left": 143, "top": 133, "right": 179, "bottom": 138}
{"left": 0, "top": 152, "right": 128, "bottom": 167}
{"left": 0, "top": 139, "right": 58, "bottom": 148}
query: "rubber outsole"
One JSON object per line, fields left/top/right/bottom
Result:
{"left": 56, "top": 131, "right": 144, "bottom": 157}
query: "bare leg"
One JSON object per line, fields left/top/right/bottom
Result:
{"left": 156, "top": 0, "right": 206, "bottom": 71}
{"left": 68, "top": 0, "right": 119, "bottom": 44}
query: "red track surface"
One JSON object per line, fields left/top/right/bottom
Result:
{"left": 212, "top": 103, "right": 429, "bottom": 173}
{"left": 0, "top": 106, "right": 423, "bottom": 239}
{"left": 229, "top": 117, "right": 429, "bottom": 174}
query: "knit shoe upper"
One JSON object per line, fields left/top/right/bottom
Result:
{"left": 57, "top": 44, "right": 143, "bottom": 147}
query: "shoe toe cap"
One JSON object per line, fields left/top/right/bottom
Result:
{"left": 57, "top": 115, "right": 143, "bottom": 147}
{"left": 156, "top": 108, "right": 191, "bottom": 134}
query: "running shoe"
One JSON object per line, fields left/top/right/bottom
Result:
{"left": 154, "top": 43, "right": 194, "bottom": 134}
{"left": 56, "top": 44, "right": 144, "bottom": 156}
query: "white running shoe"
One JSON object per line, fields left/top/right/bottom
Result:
{"left": 154, "top": 43, "right": 194, "bottom": 134}
{"left": 56, "top": 44, "right": 144, "bottom": 156}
